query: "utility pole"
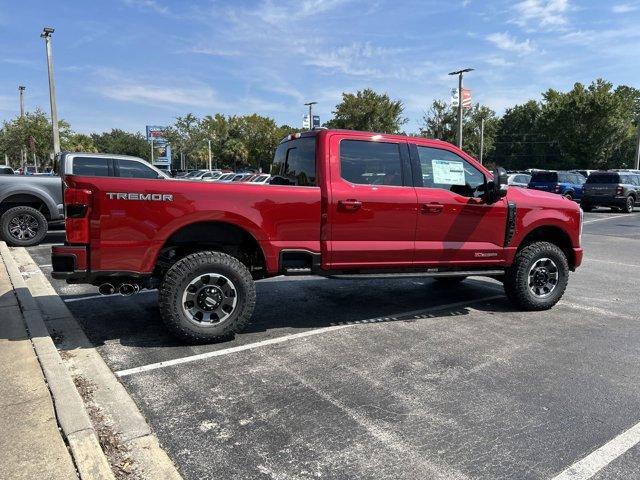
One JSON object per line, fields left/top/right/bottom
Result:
{"left": 207, "top": 139, "right": 212, "bottom": 171}
{"left": 150, "top": 137, "right": 155, "bottom": 164}
{"left": 304, "top": 101, "right": 317, "bottom": 130}
{"left": 41, "top": 27, "right": 60, "bottom": 156}
{"left": 479, "top": 117, "right": 485, "bottom": 165}
{"left": 448, "top": 68, "right": 473, "bottom": 149}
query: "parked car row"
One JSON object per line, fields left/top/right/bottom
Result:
{"left": 174, "top": 169, "right": 272, "bottom": 184}
{"left": 506, "top": 168, "right": 640, "bottom": 213}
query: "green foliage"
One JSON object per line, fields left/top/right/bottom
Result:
{"left": 490, "top": 80, "right": 639, "bottom": 169}
{"left": 91, "top": 129, "right": 150, "bottom": 160}
{"left": 419, "top": 101, "right": 499, "bottom": 160}
{"left": 0, "top": 109, "right": 70, "bottom": 166}
{"left": 324, "top": 89, "right": 407, "bottom": 133}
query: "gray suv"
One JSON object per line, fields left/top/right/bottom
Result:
{"left": 581, "top": 172, "right": 640, "bottom": 213}
{"left": 0, "top": 153, "right": 169, "bottom": 247}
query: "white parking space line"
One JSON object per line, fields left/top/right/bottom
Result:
{"left": 583, "top": 214, "right": 633, "bottom": 224}
{"left": 585, "top": 258, "right": 640, "bottom": 268}
{"left": 64, "top": 290, "right": 157, "bottom": 303}
{"left": 114, "top": 294, "right": 505, "bottom": 378}
{"left": 552, "top": 421, "right": 640, "bottom": 480}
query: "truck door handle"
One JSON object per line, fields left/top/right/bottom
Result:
{"left": 421, "top": 203, "right": 443, "bottom": 214}
{"left": 338, "top": 199, "right": 362, "bottom": 211}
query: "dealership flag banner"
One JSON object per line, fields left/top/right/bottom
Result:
{"left": 451, "top": 88, "right": 472, "bottom": 109}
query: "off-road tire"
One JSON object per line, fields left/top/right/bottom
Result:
{"left": 563, "top": 192, "right": 573, "bottom": 201}
{"left": 159, "top": 251, "right": 256, "bottom": 344}
{"left": 433, "top": 276, "right": 467, "bottom": 286}
{"left": 623, "top": 195, "right": 635, "bottom": 213}
{"left": 503, "top": 241, "right": 569, "bottom": 311}
{"left": 1, "top": 206, "right": 48, "bottom": 247}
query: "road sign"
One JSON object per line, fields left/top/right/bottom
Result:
{"left": 303, "top": 115, "right": 321, "bottom": 129}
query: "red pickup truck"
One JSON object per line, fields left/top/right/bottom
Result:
{"left": 53, "top": 130, "right": 583, "bottom": 343}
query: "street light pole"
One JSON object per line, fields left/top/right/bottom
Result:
{"left": 304, "top": 101, "right": 317, "bottom": 130}
{"left": 18, "top": 86, "right": 26, "bottom": 168}
{"left": 448, "top": 68, "right": 473, "bottom": 149}
{"left": 41, "top": 27, "right": 60, "bottom": 156}
{"left": 18, "top": 86, "right": 25, "bottom": 117}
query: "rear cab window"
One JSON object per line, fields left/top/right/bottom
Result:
{"left": 339, "top": 140, "right": 404, "bottom": 186}
{"left": 72, "top": 157, "right": 113, "bottom": 177}
{"left": 586, "top": 173, "right": 620, "bottom": 184}
{"left": 270, "top": 136, "right": 317, "bottom": 186}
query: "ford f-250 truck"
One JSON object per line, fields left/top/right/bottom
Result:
{"left": 52, "top": 129, "right": 583, "bottom": 343}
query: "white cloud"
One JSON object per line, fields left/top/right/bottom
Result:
{"left": 121, "top": 0, "right": 169, "bottom": 15}
{"left": 486, "top": 32, "right": 535, "bottom": 54}
{"left": 512, "top": 0, "right": 569, "bottom": 29}
{"left": 485, "top": 56, "right": 514, "bottom": 67}
{"left": 612, "top": 3, "right": 637, "bottom": 13}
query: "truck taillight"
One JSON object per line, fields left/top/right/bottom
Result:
{"left": 64, "top": 188, "right": 92, "bottom": 244}
{"left": 616, "top": 186, "right": 624, "bottom": 195}
{"left": 555, "top": 185, "right": 561, "bottom": 193}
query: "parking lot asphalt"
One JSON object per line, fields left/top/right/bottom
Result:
{"left": 27, "top": 209, "right": 640, "bottom": 480}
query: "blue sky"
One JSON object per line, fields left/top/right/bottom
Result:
{"left": 1, "top": 0, "right": 639, "bottom": 134}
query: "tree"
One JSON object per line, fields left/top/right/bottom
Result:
{"left": 325, "top": 89, "right": 407, "bottom": 133}
{"left": 490, "top": 100, "right": 551, "bottom": 170}
{"left": 220, "top": 138, "right": 248, "bottom": 170}
{"left": 163, "top": 114, "right": 206, "bottom": 169}
{"left": 63, "top": 133, "right": 98, "bottom": 153}
{"left": 91, "top": 129, "right": 150, "bottom": 160}
{"left": 0, "top": 109, "right": 70, "bottom": 168}
{"left": 539, "top": 79, "right": 635, "bottom": 169}
{"left": 419, "top": 101, "right": 498, "bottom": 161}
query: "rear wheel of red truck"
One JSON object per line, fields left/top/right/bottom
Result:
{"left": 159, "top": 251, "right": 256, "bottom": 343}
{"left": 503, "top": 241, "right": 569, "bottom": 311}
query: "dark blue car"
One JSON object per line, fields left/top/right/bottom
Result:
{"left": 528, "top": 171, "right": 586, "bottom": 201}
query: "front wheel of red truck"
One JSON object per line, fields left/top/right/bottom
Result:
{"left": 503, "top": 241, "right": 569, "bottom": 311}
{"left": 159, "top": 251, "right": 256, "bottom": 344}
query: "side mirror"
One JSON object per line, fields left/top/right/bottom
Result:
{"left": 486, "top": 167, "right": 508, "bottom": 203}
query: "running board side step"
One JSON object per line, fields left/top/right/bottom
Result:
{"left": 283, "top": 267, "right": 313, "bottom": 275}
{"left": 327, "top": 270, "right": 505, "bottom": 280}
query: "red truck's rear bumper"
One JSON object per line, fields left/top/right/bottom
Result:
{"left": 51, "top": 245, "right": 88, "bottom": 281}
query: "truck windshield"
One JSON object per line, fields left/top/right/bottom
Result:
{"left": 270, "top": 136, "right": 316, "bottom": 186}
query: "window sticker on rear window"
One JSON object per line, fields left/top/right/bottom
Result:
{"left": 432, "top": 159, "right": 465, "bottom": 185}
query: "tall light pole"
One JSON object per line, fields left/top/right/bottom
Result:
{"left": 304, "top": 101, "right": 317, "bottom": 130}
{"left": 41, "top": 27, "right": 60, "bottom": 156}
{"left": 207, "top": 139, "right": 212, "bottom": 171}
{"left": 18, "top": 86, "right": 26, "bottom": 167}
{"left": 448, "top": 68, "right": 473, "bottom": 149}
{"left": 18, "top": 86, "right": 25, "bottom": 117}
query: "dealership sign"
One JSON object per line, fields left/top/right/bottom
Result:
{"left": 146, "top": 125, "right": 171, "bottom": 167}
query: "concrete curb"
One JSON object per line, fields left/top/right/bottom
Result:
{"left": 7, "top": 245, "right": 182, "bottom": 480}
{"left": 0, "top": 242, "right": 114, "bottom": 480}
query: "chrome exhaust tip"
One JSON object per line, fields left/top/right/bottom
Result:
{"left": 119, "top": 283, "right": 139, "bottom": 296}
{"left": 98, "top": 283, "right": 116, "bottom": 295}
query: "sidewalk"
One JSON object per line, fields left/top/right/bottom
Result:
{"left": 0, "top": 251, "right": 77, "bottom": 479}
